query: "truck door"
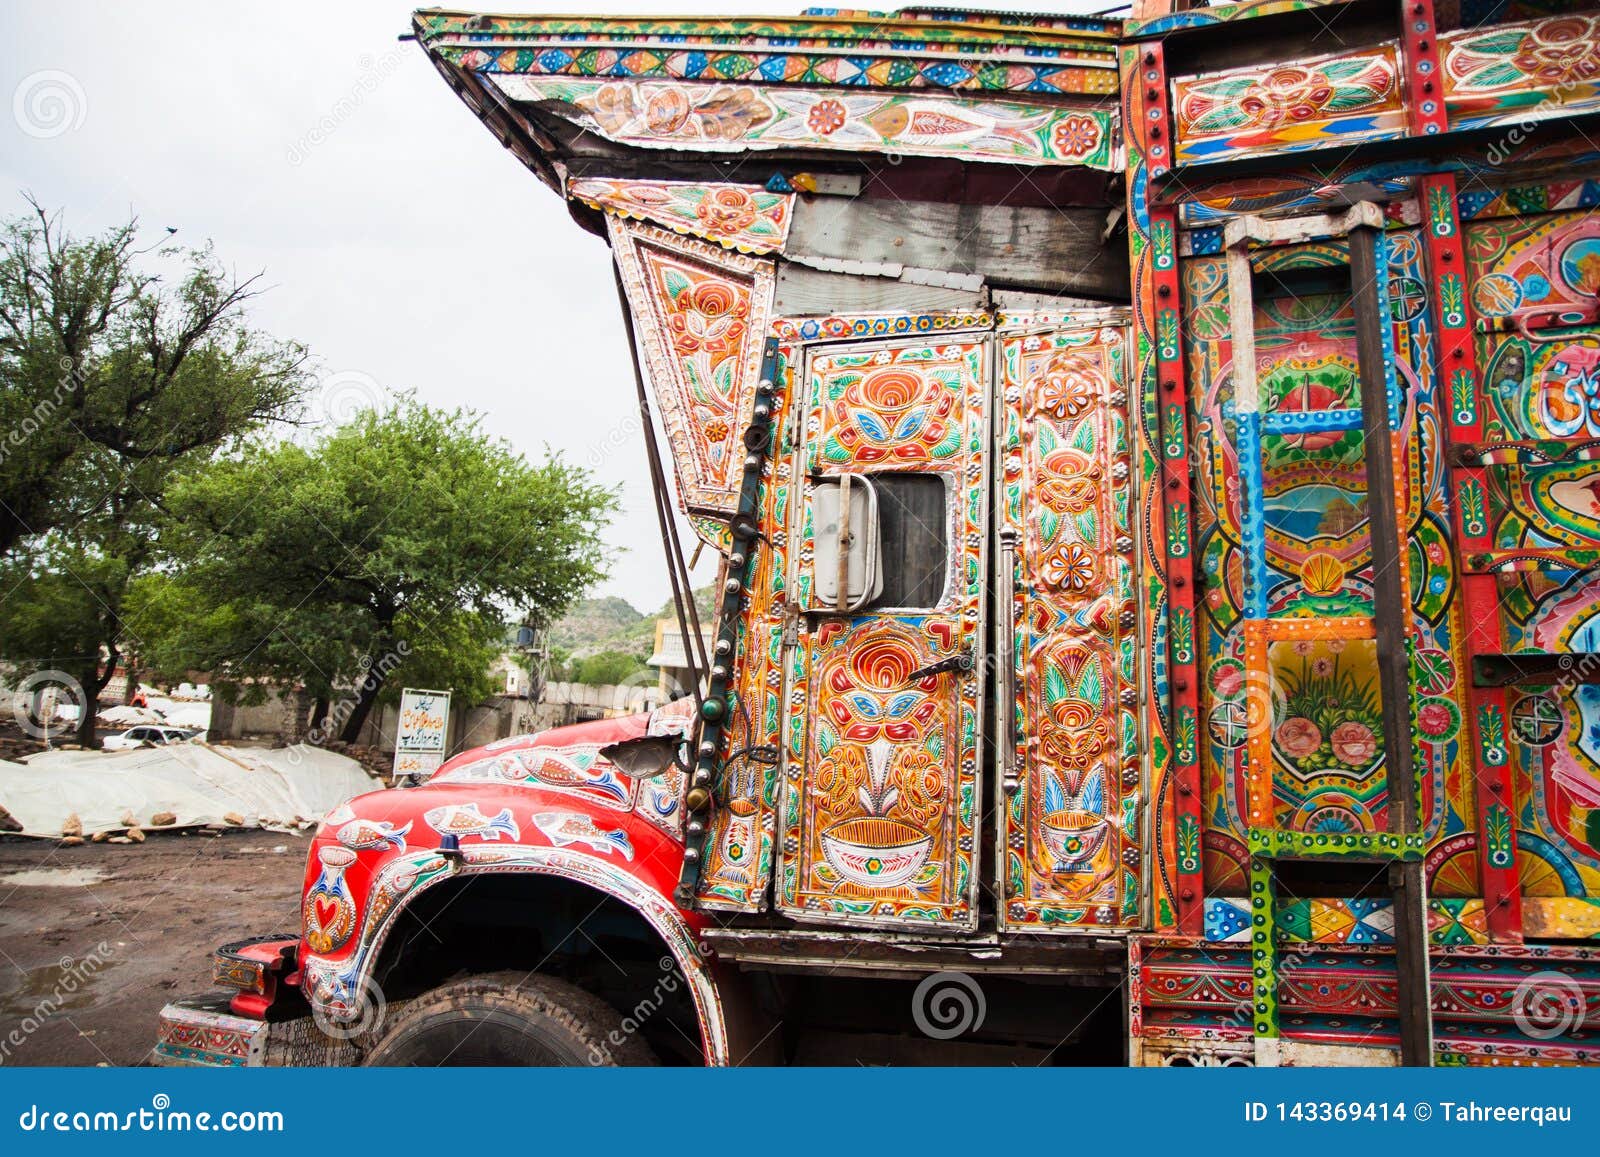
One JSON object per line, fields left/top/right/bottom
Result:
{"left": 995, "top": 316, "right": 1143, "bottom": 931}
{"left": 777, "top": 336, "right": 989, "bottom": 930}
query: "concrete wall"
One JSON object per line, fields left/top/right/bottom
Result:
{"left": 208, "top": 686, "right": 313, "bottom": 744}
{"left": 206, "top": 680, "right": 669, "bottom": 758}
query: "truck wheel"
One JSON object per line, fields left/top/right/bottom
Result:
{"left": 363, "top": 971, "right": 659, "bottom": 1066}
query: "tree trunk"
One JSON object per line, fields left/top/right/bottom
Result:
{"left": 338, "top": 667, "right": 388, "bottom": 744}
{"left": 311, "top": 696, "right": 330, "bottom": 732}
{"left": 75, "top": 664, "right": 106, "bottom": 749}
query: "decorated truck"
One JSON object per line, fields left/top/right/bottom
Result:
{"left": 157, "top": 0, "right": 1600, "bottom": 1067}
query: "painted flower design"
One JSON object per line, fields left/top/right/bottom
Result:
{"left": 644, "top": 87, "right": 692, "bottom": 135}
{"left": 1051, "top": 114, "right": 1100, "bottom": 159}
{"left": 1276, "top": 716, "right": 1323, "bottom": 759}
{"left": 589, "top": 84, "right": 641, "bottom": 134}
{"left": 1312, "top": 657, "right": 1336, "bottom": 678}
{"left": 1040, "top": 541, "right": 1096, "bottom": 591}
{"left": 807, "top": 98, "right": 847, "bottom": 136}
{"left": 1038, "top": 355, "right": 1099, "bottom": 420}
{"left": 1038, "top": 450, "right": 1097, "bottom": 515}
{"left": 1239, "top": 66, "right": 1338, "bottom": 129}
{"left": 696, "top": 87, "right": 773, "bottom": 141}
{"left": 667, "top": 279, "right": 749, "bottom": 357}
{"left": 1416, "top": 698, "right": 1460, "bottom": 741}
{"left": 694, "top": 187, "right": 760, "bottom": 236}
{"left": 1329, "top": 720, "right": 1377, "bottom": 766}
{"left": 1512, "top": 19, "right": 1600, "bottom": 87}
{"left": 1211, "top": 662, "right": 1244, "bottom": 698}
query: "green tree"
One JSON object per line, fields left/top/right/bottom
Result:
{"left": 0, "top": 199, "right": 308, "bottom": 552}
{"left": 0, "top": 202, "right": 311, "bottom": 745}
{"left": 570, "top": 649, "right": 650, "bottom": 687}
{"left": 137, "top": 401, "right": 616, "bottom": 742}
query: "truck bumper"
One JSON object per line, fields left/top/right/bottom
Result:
{"left": 153, "top": 997, "right": 272, "bottom": 1067}
{"left": 154, "top": 996, "right": 361, "bottom": 1068}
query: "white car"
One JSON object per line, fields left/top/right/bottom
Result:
{"left": 102, "top": 725, "right": 200, "bottom": 751}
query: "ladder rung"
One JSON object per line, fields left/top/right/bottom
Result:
{"left": 1473, "top": 652, "right": 1600, "bottom": 686}
{"left": 1247, "top": 827, "right": 1426, "bottom": 862}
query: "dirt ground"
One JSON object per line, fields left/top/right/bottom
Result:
{"left": 0, "top": 829, "right": 305, "bottom": 1066}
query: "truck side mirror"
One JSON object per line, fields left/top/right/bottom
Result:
{"left": 812, "top": 473, "right": 883, "bottom": 613}
{"left": 599, "top": 735, "right": 683, "bottom": 779}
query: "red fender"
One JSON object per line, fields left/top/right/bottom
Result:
{"left": 297, "top": 706, "right": 736, "bottom": 1062}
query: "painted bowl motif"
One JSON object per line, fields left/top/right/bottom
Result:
{"left": 820, "top": 817, "right": 933, "bottom": 887}
{"left": 1041, "top": 809, "right": 1109, "bottom": 872}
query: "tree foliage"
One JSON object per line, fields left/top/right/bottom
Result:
{"left": 0, "top": 202, "right": 311, "bottom": 744}
{"left": 133, "top": 401, "right": 617, "bottom": 742}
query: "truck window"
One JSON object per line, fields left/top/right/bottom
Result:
{"left": 868, "top": 472, "right": 947, "bottom": 610}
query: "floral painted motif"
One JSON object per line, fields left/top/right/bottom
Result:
{"left": 493, "top": 77, "right": 1116, "bottom": 169}
{"left": 1443, "top": 13, "right": 1600, "bottom": 130}
{"left": 999, "top": 320, "right": 1139, "bottom": 929}
{"left": 420, "top": 9, "right": 1121, "bottom": 98}
{"left": 609, "top": 219, "right": 774, "bottom": 516}
{"left": 1172, "top": 46, "right": 1405, "bottom": 164}
{"left": 568, "top": 179, "right": 793, "bottom": 253}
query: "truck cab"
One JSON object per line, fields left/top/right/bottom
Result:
{"left": 157, "top": 1, "right": 1600, "bottom": 1068}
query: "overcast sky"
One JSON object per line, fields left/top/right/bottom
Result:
{"left": 2, "top": 0, "right": 1113, "bottom": 612}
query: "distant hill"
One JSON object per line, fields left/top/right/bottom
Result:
{"left": 548, "top": 596, "right": 649, "bottom": 658}
{"left": 548, "top": 585, "right": 715, "bottom": 660}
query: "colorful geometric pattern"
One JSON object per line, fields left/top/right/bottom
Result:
{"left": 1205, "top": 896, "right": 1493, "bottom": 945}
{"left": 1458, "top": 177, "right": 1600, "bottom": 220}
{"left": 489, "top": 76, "right": 1117, "bottom": 170}
{"left": 154, "top": 1003, "right": 268, "bottom": 1068}
{"left": 417, "top": 9, "right": 1121, "bottom": 98}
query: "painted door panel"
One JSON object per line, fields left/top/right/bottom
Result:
{"left": 996, "top": 319, "right": 1142, "bottom": 930}
{"left": 777, "top": 337, "right": 988, "bottom": 930}
{"left": 1468, "top": 209, "right": 1600, "bottom": 903}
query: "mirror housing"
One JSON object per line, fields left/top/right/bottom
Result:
{"left": 812, "top": 474, "right": 883, "bottom": 612}
{"left": 599, "top": 735, "right": 683, "bottom": 779}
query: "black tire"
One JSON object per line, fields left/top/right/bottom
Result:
{"left": 363, "top": 971, "right": 659, "bottom": 1067}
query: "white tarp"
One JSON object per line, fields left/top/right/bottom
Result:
{"left": 97, "top": 705, "right": 166, "bottom": 727}
{"left": 0, "top": 743, "right": 381, "bottom": 837}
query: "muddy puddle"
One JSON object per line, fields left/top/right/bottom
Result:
{"left": 0, "top": 954, "right": 123, "bottom": 1020}
{"left": 0, "top": 866, "right": 108, "bottom": 888}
